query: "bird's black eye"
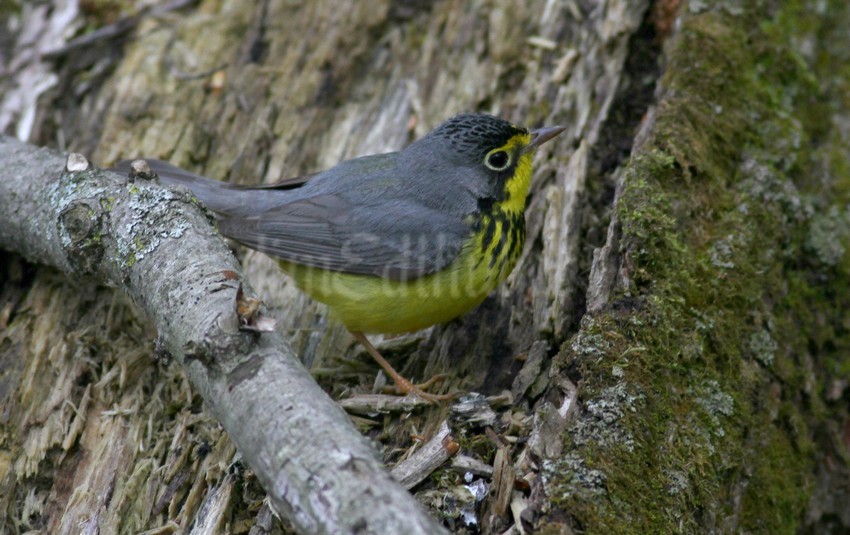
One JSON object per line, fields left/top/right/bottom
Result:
{"left": 485, "top": 150, "right": 511, "bottom": 171}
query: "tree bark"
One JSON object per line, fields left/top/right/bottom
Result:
{"left": 1, "top": 0, "right": 848, "bottom": 534}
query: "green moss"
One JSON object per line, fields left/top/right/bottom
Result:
{"left": 100, "top": 196, "right": 115, "bottom": 212}
{"left": 0, "top": 1, "right": 21, "bottom": 15}
{"left": 85, "top": 231, "right": 104, "bottom": 248}
{"left": 547, "top": 1, "right": 850, "bottom": 532}
{"left": 805, "top": 207, "right": 850, "bottom": 267}
{"left": 454, "top": 431, "right": 496, "bottom": 464}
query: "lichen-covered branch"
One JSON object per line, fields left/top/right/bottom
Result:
{"left": 0, "top": 136, "right": 445, "bottom": 535}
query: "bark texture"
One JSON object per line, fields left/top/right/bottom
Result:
{"left": 1, "top": 0, "right": 848, "bottom": 533}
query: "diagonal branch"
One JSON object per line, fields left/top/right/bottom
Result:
{"left": 0, "top": 136, "right": 445, "bottom": 535}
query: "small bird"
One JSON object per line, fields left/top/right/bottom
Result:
{"left": 120, "top": 113, "right": 564, "bottom": 400}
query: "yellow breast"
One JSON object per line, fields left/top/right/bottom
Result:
{"left": 278, "top": 222, "right": 523, "bottom": 333}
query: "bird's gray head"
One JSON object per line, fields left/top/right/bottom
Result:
{"left": 400, "top": 113, "right": 531, "bottom": 202}
{"left": 422, "top": 113, "right": 529, "bottom": 164}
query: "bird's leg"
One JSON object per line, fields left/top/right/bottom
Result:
{"left": 351, "top": 332, "right": 455, "bottom": 402}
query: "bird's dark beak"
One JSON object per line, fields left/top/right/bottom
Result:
{"left": 524, "top": 125, "right": 566, "bottom": 153}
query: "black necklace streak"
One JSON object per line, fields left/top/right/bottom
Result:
{"left": 474, "top": 206, "right": 526, "bottom": 277}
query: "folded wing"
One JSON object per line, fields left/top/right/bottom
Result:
{"left": 219, "top": 194, "right": 469, "bottom": 280}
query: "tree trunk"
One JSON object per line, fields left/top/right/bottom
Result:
{"left": 1, "top": 0, "right": 848, "bottom": 533}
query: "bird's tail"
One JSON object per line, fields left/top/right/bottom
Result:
{"left": 112, "top": 159, "right": 264, "bottom": 217}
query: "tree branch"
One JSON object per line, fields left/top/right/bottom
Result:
{"left": 0, "top": 136, "right": 445, "bottom": 535}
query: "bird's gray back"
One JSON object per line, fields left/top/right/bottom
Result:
{"left": 221, "top": 152, "right": 482, "bottom": 279}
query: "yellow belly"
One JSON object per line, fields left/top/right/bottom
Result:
{"left": 278, "top": 221, "right": 522, "bottom": 334}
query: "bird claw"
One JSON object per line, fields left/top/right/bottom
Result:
{"left": 353, "top": 332, "right": 458, "bottom": 403}
{"left": 392, "top": 379, "right": 458, "bottom": 403}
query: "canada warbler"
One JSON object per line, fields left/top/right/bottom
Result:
{"left": 119, "top": 113, "right": 564, "bottom": 400}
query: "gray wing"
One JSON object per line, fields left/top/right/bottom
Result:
{"left": 113, "top": 156, "right": 474, "bottom": 280}
{"left": 218, "top": 193, "right": 470, "bottom": 280}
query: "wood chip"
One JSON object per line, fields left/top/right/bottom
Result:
{"left": 491, "top": 445, "right": 513, "bottom": 517}
{"left": 339, "top": 394, "right": 430, "bottom": 415}
{"left": 391, "top": 421, "right": 458, "bottom": 489}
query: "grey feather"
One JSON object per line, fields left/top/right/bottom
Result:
{"left": 113, "top": 114, "right": 525, "bottom": 281}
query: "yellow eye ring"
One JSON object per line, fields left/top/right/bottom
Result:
{"left": 484, "top": 149, "right": 511, "bottom": 171}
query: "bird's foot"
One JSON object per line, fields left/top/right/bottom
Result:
{"left": 389, "top": 374, "right": 457, "bottom": 402}
{"left": 352, "top": 332, "right": 457, "bottom": 403}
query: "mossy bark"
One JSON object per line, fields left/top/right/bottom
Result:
{"left": 0, "top": 0, "right": 848, "bottom": 533}
{"left": 541, "top": 1, "right": 850, "bottom": 533}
